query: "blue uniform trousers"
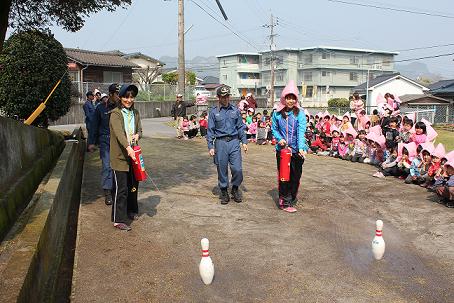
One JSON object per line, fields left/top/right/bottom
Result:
{"left": 99, "top": 135, "right": 113, "bottom": 190}
{"left": 214, "top": 138, "right": 243, "bottom": 189}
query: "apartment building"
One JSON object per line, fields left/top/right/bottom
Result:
{"left": 216, "top": 52, "right": 261, "bottom": 97}
{"left": 218, "top": 47, "right": 398, "bottom": 106}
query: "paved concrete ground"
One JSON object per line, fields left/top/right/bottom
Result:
{"left": 71, "top": 119, "right": 453, "bottom": 302}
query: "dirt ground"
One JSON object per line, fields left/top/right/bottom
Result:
{"left": 71, "top": 126, "right": 454, "bottom": 302}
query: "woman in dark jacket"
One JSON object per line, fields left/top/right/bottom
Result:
{"left": 109, "top": 84, "right": 143, "bottom": 231}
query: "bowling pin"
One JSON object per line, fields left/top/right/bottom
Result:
{"left": 372, "top": 219, "right": 385, "bottom": 260}
{"left": 199, "top": 238, "right": 214, "bottom": 285}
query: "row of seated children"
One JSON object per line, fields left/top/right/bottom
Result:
{"left": 305, "top": 111, "right": 453, "bottom": 208}
{"left": 181, "top": 112, "right": 208, "bottom": 139}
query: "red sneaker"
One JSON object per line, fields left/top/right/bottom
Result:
{"left": 283, "top": 207, "right": 297, "bottom": 213}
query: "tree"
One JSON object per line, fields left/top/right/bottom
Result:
{"left": 0, "top": 30, "right": 71, "bottom": 127}
{"left": 133, "top": 65, "right": 163, "bottom": 91}
{"left": 162, "top": 72, "right": 178, "bottom": 85}
{"left": 328, "top": 98, "right": 350, "bottom": 108}
{"left": 162, "top": 71, "right": 197, "bottom": 85}
{"left": 0, "top": 0, "right": 132, "bottom": 52}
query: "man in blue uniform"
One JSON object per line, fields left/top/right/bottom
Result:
{"left": 88, "top": 83, "right": 120, "bottom": 205}
{"left": 83, "top": 91, "right": 96, "bottom": 141}
{"left": 207, "top": 86, "right": 248, "bottom": 204}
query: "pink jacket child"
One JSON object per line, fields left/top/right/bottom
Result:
{"left": 181, "top": 119, "right": 190, "bottom": 132}
{"left": 338, "top": 135, "right": 349, "bottom": 158}
{"left": 247, "top": 120, "right": 258, "bottom": 139}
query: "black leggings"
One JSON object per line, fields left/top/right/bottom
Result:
{"left": 276, "top": 151, "right": 305, "bottom": 207}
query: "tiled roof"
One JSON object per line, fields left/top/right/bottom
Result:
{"left": 122, "top": 52, "right": 164, "bottom": 65}
{"left": 65, "top": 48, "right": 139, "bottom": 68}
{"left": 399, "top": 94, "right": 451, "bottom": 104}
{"left": 202, "top": 76, "right": 219, "bottom": 84}
{"left": 428, "top": 79, "right": 454, "bottom": 92}
{"left": 353, "top": 72, "right": 400, "bottom": 91}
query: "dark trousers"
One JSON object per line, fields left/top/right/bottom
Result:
{"left": 99, "top": 135, "right": 112, "bottom": 190}
{"left": 112, "top": 167, "right": 139, "bottom": 223}
{"left": 276, "top": 151, "right": 305, "bottom": 207}
{"left": 200, "top": 126, "right": 207, "bottom": 137}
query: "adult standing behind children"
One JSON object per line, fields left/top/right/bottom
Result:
{"left": 88, "top": 84, "right": 120, "bottom": 205}
{"left": 207, "top": 85, "right": 248, "bottom": 204}
{"left": 109, "top": 84, "right": 142, "bottom": 231}
{"left": 246, "top": 93, "right": 257, "bottom": 110}
{"left": 171, "top": 93, "right": 195, "bottom": 139}
{"left": 272, "top": 80, "right": 308, "bottom": 213}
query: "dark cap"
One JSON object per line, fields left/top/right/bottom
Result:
{"left": 216, "top": 85, "right": 230, "bottom": 97}
{"left": 108, "top": 83, "right": 120, "bottom": 93}
{"left": 118, "top": 84, "right": 138, "bottom": 97}
{"left": 86, "top": 91, "right": 94, "bottom": 97}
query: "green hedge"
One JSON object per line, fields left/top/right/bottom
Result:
{"left": 328, "top": 98, "right": 349, "bottom": 108}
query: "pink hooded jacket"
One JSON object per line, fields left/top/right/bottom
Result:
{"left": 277, "top": 80, "right": 300, "bottom": 112}
{"left": 432, "top": 143, "right": 446, "bottom": 159}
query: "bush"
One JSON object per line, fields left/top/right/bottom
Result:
{"left": 328, "top": 98, "right": 349, "bottom": 108}
{"left": 0, "top": 30, "right": 71, "bottom": 127}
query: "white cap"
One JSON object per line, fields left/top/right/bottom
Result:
{"left": 176, "top": 93, "right": 183, "bottom": 97}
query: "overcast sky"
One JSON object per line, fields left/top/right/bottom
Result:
{"left": 47, "top": 0, "right": 454, "bottom": 77}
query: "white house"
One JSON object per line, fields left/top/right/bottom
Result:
{"left": 353, "top": 73, "right": 429, "bottom": 108}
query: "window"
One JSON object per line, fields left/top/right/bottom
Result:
{"left": 276, "top": 72, "right": 284, "bottom": 82}
{"left": 223, "top": 60, "right": 226, "bottom": 66}
{"left": 349, "top": 72, "right": 358, "bottom": 81}
{"left": 68, "top": 71, "right": 79, "bottom": 82}
{"left": 350, "top": 56, "right": 359, "bottom": 64}
{"left": 322, "top": 71, "right": 330, "bottom": 77}
{"left": 322, "top": 52, "right": 330, "bottom": 60}
{"left": 305, "top": 86, "right": 313, "bottom": 97}
{"left": 304, "top": 72, "right": 312, "bottom": 82}
{"left": 304, "top": 54, "right": 313, "bottom": 64}
{"left": 382, "top": 58, "right": 391, "bottom": 66}
{"left": 367, "top": 56, "right": 375, "bottom": 64}
{"left": 223, "top": 74, "right": 227, "bottom": 80}
{"left": 103, "top": 71, "right": 123, "bottom": 83}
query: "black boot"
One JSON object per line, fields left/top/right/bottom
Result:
{"left": 220, "top": 188, "right": 230, "bottom": 204}
{"left": 104, "top": 189, "right": 113, "bottom": 205}
{"left": 446, "top": 200, "right": 454, "bottom": 208}
{"left": 231, "top": 186, "right": 242, "bottom": 203}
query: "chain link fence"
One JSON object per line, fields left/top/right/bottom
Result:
{"left": 71, "top": 81, "right": 201, "bottom": 102}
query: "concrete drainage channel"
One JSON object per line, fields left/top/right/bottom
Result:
{"left": 0, "top": 128, "right": 85, "bottom": 303}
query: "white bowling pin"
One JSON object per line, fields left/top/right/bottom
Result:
{"left": 199, "top": 238, "right": 214, "bottom": 285}
{"left": 372, "top": 220, "right": 385, "bottom": 260}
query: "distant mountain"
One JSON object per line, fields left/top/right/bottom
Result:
{"left": 159, "top": 55, "right": 219, "bottom": 78}
{"left": 395, "top": 62, "right": 443, "bottom": 83}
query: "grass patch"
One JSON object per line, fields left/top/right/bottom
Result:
{"left": 434, "top": 128, "right": 454, "bottom": 151}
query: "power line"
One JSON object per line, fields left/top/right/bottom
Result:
{"left": 393, "top": 43, "right": 454, "bottom": 52}
{"left": 190, "top": 0, "right": 260, "bottom": 51}
{"left": 327, "top": 0, "right": 454, "bottom": 19}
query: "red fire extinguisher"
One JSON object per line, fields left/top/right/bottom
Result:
{"left": 132, "top": 145, "right": 147, "bottom": 182}
{"left": 279, "top": 147, "right": 291, "bottom": 182}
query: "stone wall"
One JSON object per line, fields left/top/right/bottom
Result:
{"left": 0, "top": 117, "right": 64, "bottom": 240}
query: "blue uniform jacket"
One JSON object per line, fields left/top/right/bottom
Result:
{"left": 206, "top": 103, "right": 247, "bottom": 150}
{"left": 88, "top": 102, "right": 116, "bottom": 145}
{"left": 271, "top": 109, "right": 308, "bottom": 153}
{"left": 83, "top": 100, "right": 96, "bottom": 124}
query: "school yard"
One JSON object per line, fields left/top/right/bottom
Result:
{"left": 70, "top": 118, "right": 453, "bottom": 302}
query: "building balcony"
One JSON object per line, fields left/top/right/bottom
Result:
{"left": 238, "top": 78, "right": 261, "bottom": 88}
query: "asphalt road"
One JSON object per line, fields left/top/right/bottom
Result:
{"left": 71, "top": 119, "right": 454, "bottom": 302}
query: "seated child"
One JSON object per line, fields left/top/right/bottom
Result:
{"left": 247, "top": 116, "right": 258, "bottom": 142}
{"left": 373, "top": 147, "right": 398, "bottom": 178}
{"left": 410, "top": 121, "right": 427, "bottom": 146}
{"left": 435, "top": 161, "right": 454, "bottom": 208}
{"left": 351, "top": 130, "right": 367, "bottom": 163}
{"left": 421, "top": 143, "right": 445, "bottom": 188}
{"left": 329, "top": 129, "right": 340, "bottom": 157}
{"left": 199, "top": 112, "right": 208, "bottom": 137}
{"left": 396, "top": 142, "right": 416, "bottom": 179}
{"left": 399, "top": 118, "right": 413, "bottom": 143}
{"left": 181, "top": 116, "right": 190, "bottom": 139}
{"left": 187, "top": 115, "right": 199, "bottom": 139}
{"left": 310, "top": 133, "right": 328, "bottom": 154}
{"left": 405, "top": 144, "right": 424, "bottom": 184}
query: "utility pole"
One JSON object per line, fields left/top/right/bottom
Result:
{"left": 264, "top": 14, "right": 277, "bottom": 107}
{"left": 178, "top": 0, "right": 185, "bottom": 97}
